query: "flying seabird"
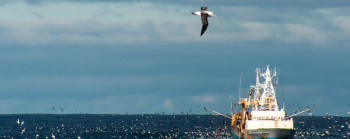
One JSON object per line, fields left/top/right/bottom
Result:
{"left": 192, "top": 7, "right": 217, "bottom": 36}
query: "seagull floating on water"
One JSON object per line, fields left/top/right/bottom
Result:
{"left": 192, "top": 7, "right": 217, "bottom": 36}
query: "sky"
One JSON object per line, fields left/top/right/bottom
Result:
{"left": 0, "top": 0, "right": 349, "bottom": 116}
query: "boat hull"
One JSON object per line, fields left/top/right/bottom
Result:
{"left": 232, "top": 126, "right": 295, "bottom": 139}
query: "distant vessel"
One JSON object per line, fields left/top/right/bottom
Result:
{"left": 230, "top": 65, "right": 298, "bottom": 139}
{"left": 204, "top": 65, "right": 311, "bottom": 138}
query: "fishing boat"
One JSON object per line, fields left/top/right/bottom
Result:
{"left": 231, "top": 65, "right": 296, "bottom": 139}
{"left": 205, "top": 65, "right": 311, "bottom": 139}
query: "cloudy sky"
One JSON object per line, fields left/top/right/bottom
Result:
{"left": 0, "top": 0, "right": 349, "bottom": 116}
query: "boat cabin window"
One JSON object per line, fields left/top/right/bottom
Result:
{"left": 252, "top": 116, "right": 285, "bottom": 120}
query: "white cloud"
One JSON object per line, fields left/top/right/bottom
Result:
{"left": 333, "top": 16, "right": 350, "bottom": 35}
{"left": 0, "top": 1, "right": 349, "bottom": 47}
{"left": 241, "top": 22, "right": 271, "bottom": 40}
{"left": 192, "top": 95, "right": 216, "bottom": 104}
{"left": 284, "top": 24, "right": 328, "bottom": 44}
{"left": 163, "top": 98, "right": 174, "bottom": 110}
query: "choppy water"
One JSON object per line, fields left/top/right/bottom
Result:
{"left": 0, "top": 114, "right": 348, "bottom": 138}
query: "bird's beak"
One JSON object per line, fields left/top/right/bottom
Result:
{"left": 213, "top": 15, "right": 217, "bottom": 17}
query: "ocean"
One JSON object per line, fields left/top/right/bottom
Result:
{"left": 0, "top": 114, "right": 348, "bottom": 138}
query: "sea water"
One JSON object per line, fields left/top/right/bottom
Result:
{"left": 0, "top": 114, "right": 348, "bottom": 138}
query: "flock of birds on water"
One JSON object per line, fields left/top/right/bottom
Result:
{"left": 7, "top": 115, "right": 232, "bottom": 139}
{"left": 10, "top": 103, "right": 350, "bottom": 138}
{"left": 4, "top": 115, "right": 349, "bottom": 139}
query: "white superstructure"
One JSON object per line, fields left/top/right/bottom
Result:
{"left": 247, "top": 111, "right": 293, "bottom": 130}
{"left": 246, "top": 65, "right": 293, "bottom": 130}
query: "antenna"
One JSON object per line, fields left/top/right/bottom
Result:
{"left": 231, "top": 102, "right": 234, "bottom": 115}
{"left": 273, "top": 67, "right": 278, "bottom": 86}
{"left": 279, "top": 68, "right": 285, "bottom": 108}
{"left": 256, "top": 68, "right": 260, "bottom": 74}
{"left": 239, "top": 76, "right": 241, "bottom": 100}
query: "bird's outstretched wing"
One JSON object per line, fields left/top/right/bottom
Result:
{"left": 201, "top": 14, "right": 209, "bottom": 36}
{"left": 192, "top": 12, "right": 200, "bottom": 15}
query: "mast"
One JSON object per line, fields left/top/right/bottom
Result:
{"left": 252, "top": 68, "right": 261, "bottom": 110}
{"left": 259, "top": 65, "right": 279, "bottom": 111}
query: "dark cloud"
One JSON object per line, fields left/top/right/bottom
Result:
{"left": 0, "top": 40, "right": 349, "bottom": 115}
{"left": 1, "top": 0, "right": 350, "bottom": 8}
{"left": 0, "top": 0, "right": 349, "bottom": 115}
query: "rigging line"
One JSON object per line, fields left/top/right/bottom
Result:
{"left": 286, "top": 108, "right": 312, "bottom": 119}
{"left": 238, "top": 75, "right": 241, "bottom": 101}
{"left": 204, "top": 107, "right": 232, "bottom": 119}
{"left": 278, "top": 68, "right": 285, "bottom": 105}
